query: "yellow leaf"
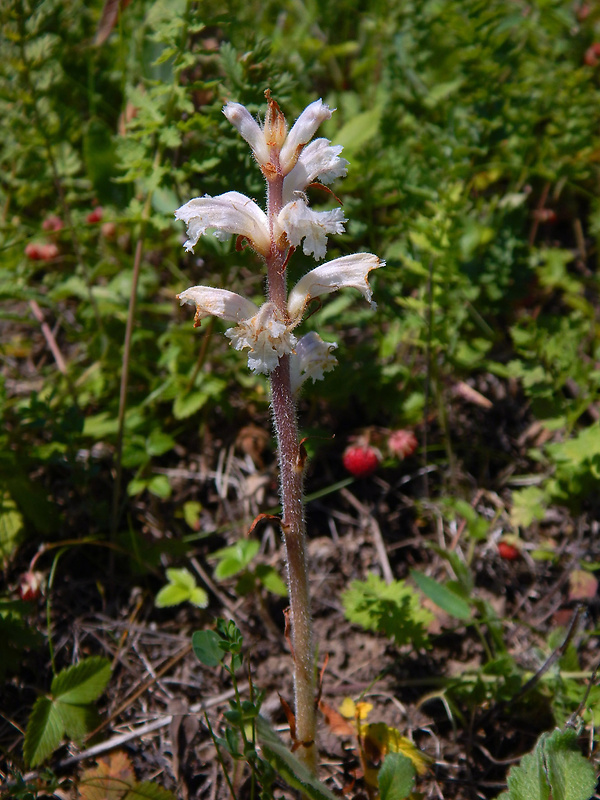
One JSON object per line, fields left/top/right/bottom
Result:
{"left": 339, "top": 697, "right": 357, "bottom": 718}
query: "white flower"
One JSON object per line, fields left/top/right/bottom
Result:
{"left": 226, "top": 302, "right": 297, "bottom": 374}
{"left": 178, "top": 252, "right": 383, "bottom": 375}
{"left": 283, "top": 139, "right": 349, "bottom": 200}
{"left": 287, "top": 253, "right": 384, "bottom": 319}
{"left": 175, "top": 191, "right": 270, "bottom": 256}
{"left": 223, "top": 102, "right": 270, "bottom": 165}
{"left": 277, "top": 199, "right": 346, "bottom": 260}
{"left": 178, "top": 287, "right": 297, "bottom": 375}
{"left": 177, "top": 286, "right": 260, "bottom": 327}
{"left": 290, "top": 332, "right": 338, "bottom": 395}
{"left": 279, "top": 100, "right": 334, "bottom": 175}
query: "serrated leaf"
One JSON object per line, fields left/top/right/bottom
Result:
{"left": 342, "top": 574, "right": 432, "bottom": 649}
{"left": 502, "top": 728, "right": 597, "bottom": 800}
{"left": 378, "top": 752, "right": 416, "bottom": 800}
{"left": 23, "top": 696, "right": 64, "bottom": 767}
{"left": 55, "top": 701, "right": 99, "bottom": 741}
{"left": 505, "top": 741, "right": 550, "bottom": 800}
{"left": 256, "top": 716, "right": 338, "bottom": 800}
{"left": 543, "top": 729, "right": 597, "bottom": 800}
{"left": 192, "top": 630, "right": 224, "bottom": 667}
{"left": 155, "top": 569, "right": 208, "bottom": 608}
{"left": 165, "top": 567, "right": 196, "bottom": 590}
{"left": 51, "top": 657, "right": 112, "bottom": 704}
{"left": 410, "top": 570, "right": 472, "bottom": 621}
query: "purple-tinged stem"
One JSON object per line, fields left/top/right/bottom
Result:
{"left": 266, "top": 149, "right": 317, "bottom": 773}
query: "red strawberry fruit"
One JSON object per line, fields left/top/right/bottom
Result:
{"left": 343, "top": 445, "right": 380, "bottom": 478}
{"left": 498, "top": 541, "right": 520, "bottom": 561}
{"left": 388, "top": 429, "right": 418, "bottom": 459}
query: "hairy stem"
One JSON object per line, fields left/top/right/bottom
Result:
{"left": 267, "top": 158, "right": 317, "bottom": 772}
{"left": 270, "top": 357, "right": 316, "bottom": 771}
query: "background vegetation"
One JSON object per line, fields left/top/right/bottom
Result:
{"left": 2, "top": 0, "right": 600, "bottom": 798}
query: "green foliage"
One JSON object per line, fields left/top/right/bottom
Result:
{"left": 496, "top": 727, "right": 597, "bottom": 800}
{"left": 256, "top": 716, "right": 338, "bottom": 800}
{"left": 24, "top": 657, "right": 111, "bottom": 766}
{"left": 211, "top": 539, "right": 288, "bottom": 597}
{"left": 192, "top": 621, "right": 346, "bottom": 797}
{"left": 378, "top": 752, "right": 416, "bottom": 800}
{"left": 155, "top": 567, "right": 208, "bottom": 608}
{"left": 342, "top": 574, "right": 433, "bottom": 649}
{"left": 410, "top": 569, "right": 472, "bottom": 622}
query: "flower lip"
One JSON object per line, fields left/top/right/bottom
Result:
{"left": 283, "top": 138, "right": 349, "bottom": 201}
{"left": 175, "top": 191, "right": 270, "bottom": 256}
{"left": 277, "top": 199, "right": 347, "bottom": 261}
{"left": 287, "top": 253, "right": 384, "bottom": 321}
{"left": 226, "top": 301, "right": 298, "bottom": 374}
{"left": 178, "top": 286, "right": 260, "bottom": 327}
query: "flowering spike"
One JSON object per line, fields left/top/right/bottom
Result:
{"left": 175, "top": 96, "right": 384, "bottom": 774}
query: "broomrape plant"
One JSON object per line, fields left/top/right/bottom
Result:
{"left": 175, "top": 91, "right": 383, "bottom": 773}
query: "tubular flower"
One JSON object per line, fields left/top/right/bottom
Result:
{"left": 175, "top": 192, "right": 270, "bottom": 255}
{"left": 176, "top": 94, "right": 384, "bottom": 383}
{"left": 283, "top": 139, "right": 349, "bottom": 201}
{"left": 290, "top": 332, "right": 338, "bottom": 395}
{"left": 277, "top": 199, "right": 347, "bottom": 260}
{"left": 178, "top": 252, "right": 382, "bottom": 375}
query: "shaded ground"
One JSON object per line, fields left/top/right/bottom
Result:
{"left": 2, "top": 364, "right": 600, "bottom": 800}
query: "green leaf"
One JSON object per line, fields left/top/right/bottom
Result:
{"left": 173, "top": 391, "right": 209, "bottom": 420}
{"left": 212, "top": 539, "right": 260, "bottom": 579}
{"left": 55, "top": 701, "right": 99, "bottom": 741}
{"left": 255, "top": 564, "right": 288, "bottom": 597}
{"left": 378, "top": 752, "right": 416, "bottom": 800}
{"left": 256, "top": 716, "right": 338, "bottom": 800}
{"left": 543, "top": 729, "right": 597, "bottom": 800}
{"left": 51, "top": 657, "right": 112, "bottom": 705}
{"left": 502, "top": 728, "right": 597, "bottom": 800}
{"left": 410, "top": 570, "right": 472, "bottom": 621}
{"left": 505, "top": 739, "right": 550, "bottom": 800}
{"left": 155, "top": 568, "right": 208, "bottom": 608}
{"left": 183, "top": 501, "right": 202, "bottom": 530}
{"left": 0, "top": 492, "right": 25, "bottom": 565}
{"left": 23, "top": 696, "right": 64, "bottom": 767}
{"left": 146, "top": 430, "right": 175, "bottom": 457}
{"left": 510, "top": 486, "right": 547, "bottom": 529}
{"left": 155, "top": 583, "right": 191, "bottom": 607}
{"left": 342, "top": 574, "right": 432, "bottom": 650}
{"left": 147, "top": 474, "right": 171, "bottom": 499}
{"left": 192, "top": 630, "right": 224, "bottom": 667}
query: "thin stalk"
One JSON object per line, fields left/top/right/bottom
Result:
{"left": 110, "top": 159, "right": 158, "bottom": 536}
{"left": 266, "top": 160, "right": 317, "bottom": 772}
